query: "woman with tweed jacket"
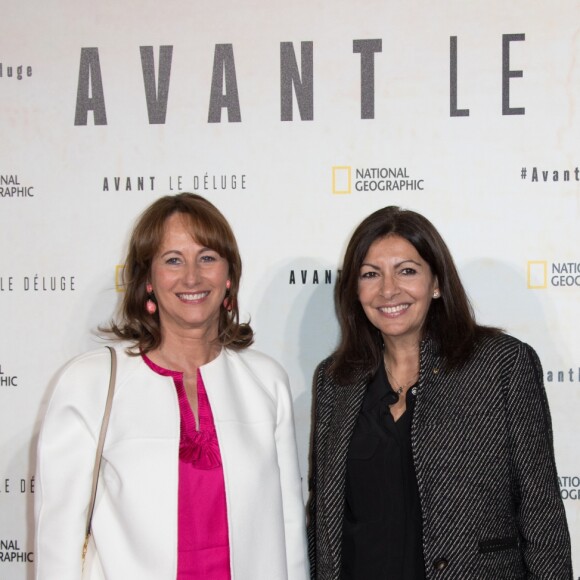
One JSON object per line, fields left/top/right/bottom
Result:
{"left": 307, "top": 206, "right": 572, "bottom": 580}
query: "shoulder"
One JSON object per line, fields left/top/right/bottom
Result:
{"left": 225, "top": 347, "right": 289, "bottom": 383}
{"left": 317, "top": 355, "right": 334, "bottom": 372}
{"left": 55, "top": 344, "right": 139, "bottom": 381}
{"left": 313, "top": 355, "right": 370, "bottom": 388}
{"left": 54, "top": 346, "right": 113, "bottom": 384}
{"left": 312, "top": 357, "right": 336, "bottom": 407}
{"left": 42, "top": 347, "right": 121, "bottom": 427}
{"left": 314, "top": 356, "right": 334, "bottom": 384}
{"left": 49, "top": 345, "right": 145, "bottom": 402}
{"left": 467, "top": 332, "right": 541, "bottom": 378}
{"left": 473, "top": 332, "right": 536, "bottom": 359}
{"left": 222, "top": 348, "right": 297, "bottom": 410}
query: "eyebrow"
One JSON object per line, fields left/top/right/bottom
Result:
{"left": 158, "top": 246, "right": 215, "bottom": 258}
{"left": 361, "top": 259, "right": 422, "bottom": 269}
{"left": 159, "top": 249, "right": 182, "bottom": 257}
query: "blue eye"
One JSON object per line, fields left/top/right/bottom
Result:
{"left": 165, "top": 257, "right": 181, "bottom": 265}
{"left": 200, "top": 254, "right": 217, "bottom": 263}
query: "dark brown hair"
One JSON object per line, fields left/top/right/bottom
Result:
{"left": 106, "top": 193, "right": 253, "bottom": 353}
{"left": 331, "top": 206, "right": 499, "bottom": 381}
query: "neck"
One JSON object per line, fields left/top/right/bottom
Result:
{"left": 382, "top": 335, "right": 420, "bottom": 370}
{"left": 150, "top": 327, "right": 222, "bottom": 374}
{"left": 382, "top": 336, "right": 420, "bottom": 392}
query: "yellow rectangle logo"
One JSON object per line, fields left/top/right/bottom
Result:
{"left": 332, "top": 166, "right": 351, "bottom": 194}
{"left": 527, "top": 261, "right": 547, "bottom": 289}
{"left": 115, "top": 264, "right": 126, "bottom": 292}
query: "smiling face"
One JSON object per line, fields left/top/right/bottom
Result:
{"left": 358, "top": 234, "right": 439, "bottom": 346}
{"left": 149, "top": 213, "right": 230, "bottom": 340}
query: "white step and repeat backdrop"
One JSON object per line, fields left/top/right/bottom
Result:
{"left": 1, "top": 1, "right": 579, "bottom": 576}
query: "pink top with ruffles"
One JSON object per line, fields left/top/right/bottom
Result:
{"left": 142, "top": 354, "right": 231, "bottom": 580}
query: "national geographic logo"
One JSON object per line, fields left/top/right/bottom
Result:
{"left": 332, "top": 166, "right": 424, "bottom": 194}
{"left": 559, "top": 475, "right": 580, "bottom": 501}
{"left": 0, "top": 539, "right": 33, "bottom": 564}
{"left": 332, "top": 167, "right": 352, "bottom": 194}
{"left": 115, "top": 265, "right": 126, "bottom": 292}
{"left": 527, "top": 261, "right": 580, "bottom": 289}
{"left": 0, "top": 364, "right": 18, "bottom": 388}
{"left": 0, "top": 175, "right": 34, "bottom": 198}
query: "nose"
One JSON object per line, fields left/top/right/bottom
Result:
{"left": 379, "top": 274, "right": 399, "bottom": 299}
{"left": 183, "top": 262, "right": 201, "bottom": 286}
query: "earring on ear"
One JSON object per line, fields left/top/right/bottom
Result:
{"left": 223, "top": 280, "right": 233, "bottom": 311}
{"left": 145, "top": 283, "right": 157, "bottom": 314}
{"left": 433, "top": 290, "right": 440, "bottom": 299}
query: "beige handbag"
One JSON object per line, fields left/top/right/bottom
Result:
{"left": 81, "top": 346, "right": 117, "bottom": 576}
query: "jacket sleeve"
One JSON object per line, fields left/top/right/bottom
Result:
{"left": 274, "top": 369, "right": 310, "bottom": 580}
{"left": 35, "top": 351, "right": 109, "bottom": 580}
{"left": 505, "top": 343, "right": 572, "bottom": 579}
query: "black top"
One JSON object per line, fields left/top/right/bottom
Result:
{"left": 340, "top": 363, "right": 425, "bottom": 580}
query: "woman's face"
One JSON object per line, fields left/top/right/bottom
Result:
{"left": 149, "top": 213, "right": 229, "bottom": 339}
{"left": 357, "top": 234, "right": 439, "bottom": 346}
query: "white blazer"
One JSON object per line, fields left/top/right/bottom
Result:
{"left": 35, "top": 345, "right": 309, "bottom": 580}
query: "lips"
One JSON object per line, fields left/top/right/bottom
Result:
{"left": 176, "top": 291, "right": 210, "bottom": 302}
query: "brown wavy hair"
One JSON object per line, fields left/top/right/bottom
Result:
{"left": 105, "top": 193, "right": 253, "bottom": 353}
{"left": 331, "top": 206, "right": 499, "bottom": 382}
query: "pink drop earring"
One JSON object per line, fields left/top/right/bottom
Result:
{"left": 223, "top": 280, "right": 232, "bottom": 311}
{"left": 145, "top": 283, "right": 157, "bottom": 314}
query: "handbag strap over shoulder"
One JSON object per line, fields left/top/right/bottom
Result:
{"left": 84, "top": 345, "right": 117, "bottom": 541}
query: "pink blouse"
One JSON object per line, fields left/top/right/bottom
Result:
{"left": 142, "top": 354, "right": 231, "bottom": 580}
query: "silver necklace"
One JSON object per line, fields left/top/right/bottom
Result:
{"left": 384, "top": 363, "right": 417, "bottom": 397}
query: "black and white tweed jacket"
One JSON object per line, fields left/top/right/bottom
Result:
{"left": 307, "top": 334, "right": 572, "bottom": 579}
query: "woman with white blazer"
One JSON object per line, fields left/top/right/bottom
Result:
{"left": 35, "top": 193, "right": 309, "bottom": 580}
